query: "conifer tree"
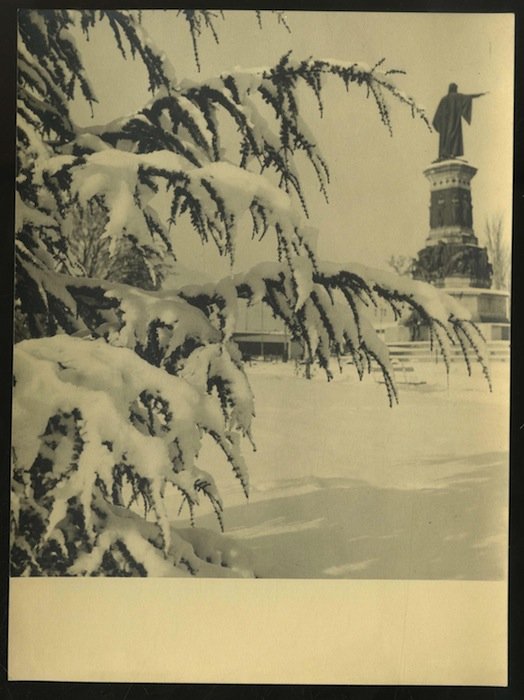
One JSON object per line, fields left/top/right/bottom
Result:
{"left": 12, "top": 9, "right": 490, "bottom": 577}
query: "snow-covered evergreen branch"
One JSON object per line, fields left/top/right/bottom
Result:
{"left": 12, "top": 9, "right": 489, "bottom": 578}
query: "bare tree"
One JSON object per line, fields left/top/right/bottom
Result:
{"left": 387, "top": 254, "right": 414, "bottom": 277}
{"left": 484, "top": 213, "right": 511, "bottom": 291}
{"left": 66, "top": 197, "right": 161, "bottom": 290}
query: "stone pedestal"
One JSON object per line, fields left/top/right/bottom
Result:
{"left": 413, "top": 158, "right": 493, "bottom": 289}
{"left": 423, "top": 159, "right": 478, "bottom": 247}
{"left": 409, "top": 158, "right": 509, "bottom": 339}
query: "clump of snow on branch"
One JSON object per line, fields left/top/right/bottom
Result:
{"left": 11, "top": 335, "right": 255, "bottom": 576}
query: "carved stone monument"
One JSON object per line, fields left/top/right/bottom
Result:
{"left": 410, "top": 85, "right": 509, "bottom": 339}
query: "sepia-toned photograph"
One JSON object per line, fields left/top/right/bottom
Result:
{"left": 8, "top": 7, "right": 515, "bottom": 686}
{"left": 11, "top": 9, "right": 512, "bottom": 581}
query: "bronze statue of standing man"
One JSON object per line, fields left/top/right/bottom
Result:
{"left": 432, "top": 83, "right": 487, "bottom": 160}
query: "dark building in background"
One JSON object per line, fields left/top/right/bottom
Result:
{"left": 233, "top": 300, "right": 302, "bottom": 361}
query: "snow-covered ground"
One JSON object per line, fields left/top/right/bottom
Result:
{"left": 171, "top": 357, "right": 509, "bottom": 580}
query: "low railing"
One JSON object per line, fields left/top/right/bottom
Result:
{"left": 386, "top": 341, "right": 510, "bottom": 362}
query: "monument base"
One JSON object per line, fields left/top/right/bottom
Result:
{"left": 383, "top": 321, "right": 509, "bottom": 344}
{"left": 423, "top": 159, "right": 478, "bottom": 246}
{"left": 444, "top": 286, "right": 509, "bottom": 324}
{"left": 382, "top": 287, "right": 509, "bottom": 344}
{"left": 476, "top": 323, "right": 510, "bottom": 342}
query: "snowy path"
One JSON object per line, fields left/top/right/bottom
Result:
{"left": 171, "top": 359, "right": 509, "bottom": 580}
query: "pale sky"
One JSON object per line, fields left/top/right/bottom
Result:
{"left": 71, "top": 11, "right": 514, "bottom": 278}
